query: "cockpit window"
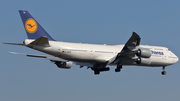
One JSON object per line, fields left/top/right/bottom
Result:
{"left": 167, "top": 48, "right": 170, "bottom": 51}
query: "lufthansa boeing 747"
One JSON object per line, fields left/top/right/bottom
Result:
{"left": 4, "top": 10, "right": 179, "bottom": 75}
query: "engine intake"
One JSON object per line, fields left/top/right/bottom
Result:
{"left": 136, "top": 58, "right": 151, "bottom": 65}
{"left": 136, "top": 48, "right": 152, "bottom": 58}
{"left": 55, "top": 61, "right": 72, "bottom": 69}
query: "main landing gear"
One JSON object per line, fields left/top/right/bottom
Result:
{"left": 115, "top": 64, "right": 122, "bottom": 72}
{"left": 92, "top": 64, "right": 123, "bottom": 75}
{"left": 161, "top": 66, "right": 167, "bottom": 75}
{"left": 92, "top": 66, "right": 110, "bottom": 75}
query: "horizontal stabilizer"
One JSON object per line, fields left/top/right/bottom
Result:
{"left": 3, "top": 43, "right": 25, "bottom": 46}
{"left": 30, "top": 36, "right": 50, "bottom": 47}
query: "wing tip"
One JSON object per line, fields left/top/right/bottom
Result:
{"left": 132, "top": 31, "right": 140, "bottom": 38}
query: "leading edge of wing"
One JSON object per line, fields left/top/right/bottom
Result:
{"left": 9, "top": 51, "right": 68, "bottom": 62}
{"left": 110, "top": 32, "right": 141, "bottom": 65}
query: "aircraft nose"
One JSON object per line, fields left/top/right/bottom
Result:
{"left": 174, "top": 55, "right": 179, "bottom": 63}
{"left": 175, "top": 56, "right": 179, "bottom": 63}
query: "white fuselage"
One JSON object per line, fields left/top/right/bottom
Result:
{"left": 24, "top": 39, "right": 179, "bottom": 67}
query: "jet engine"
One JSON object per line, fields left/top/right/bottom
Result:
{"left": 136, "top": 48, "right": 152, "bottom": 58}
{"left": 55, "top": 61, "right": 72, "bottom": 69}
{"left": 136, "top": 58, "right": 151, "bottom": 65}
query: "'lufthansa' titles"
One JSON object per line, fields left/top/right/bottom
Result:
{"left": 151, "top": 50, "right": 164, "bottom": 55}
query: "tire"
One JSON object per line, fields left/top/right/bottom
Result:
{"left": 94, "top": 70, "right": 100, "bottom": 75}
{"left": 161, "top": 71, "right": 166, "bottom": 75}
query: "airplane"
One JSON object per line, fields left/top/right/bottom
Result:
{"left": 4, "top": 10, "right": 179, "bottom": 75}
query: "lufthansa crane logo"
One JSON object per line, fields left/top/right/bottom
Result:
{"left": 25, "top": 18, "right": 37, "bottom": 34}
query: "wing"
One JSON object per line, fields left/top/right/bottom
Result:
{"left": 110, "top": 32, "right": 141, "bottom": 65}
{"left": 9, "top": 51, "right": 95, "bottom": 68}
{"left": 9, "top": 51, "right": 68, "bottom": 62}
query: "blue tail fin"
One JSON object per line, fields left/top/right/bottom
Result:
{"left": 19, "top": 10, "right": 55, "bottom": 41}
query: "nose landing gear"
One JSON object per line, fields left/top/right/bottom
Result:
{"left": 161, "top": 66, "right": 167, "bottom": 75}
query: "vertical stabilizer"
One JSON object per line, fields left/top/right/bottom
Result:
{"left": 19, "top": 10, "right": 55, "bottom": 41}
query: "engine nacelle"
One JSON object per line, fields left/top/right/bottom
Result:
{"left": 136, "top": 48, "right": 152, "bottom": 58}
{"left": 55, "top": 61, "right": 72, "bottom": 69}
{"left": 136, "top": 58, "right": 151, "bottom": 65}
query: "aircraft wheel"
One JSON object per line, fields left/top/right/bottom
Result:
{"left": 115, "top": 69, "right": 120, "bottom": 72}
{"left": 115, "top": 64, "right": 122, "bottom": 72}
{"left": 161, "top": 71, "right": 167, "bottom": 75}
{"left": 106, "top": 67, "right": 110, "bottom": 71}
{"left": 94, "top": 70, "right": 100, "bottom": 75}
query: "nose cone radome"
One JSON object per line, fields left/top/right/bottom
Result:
{"left": 174, "top": 56, "right": 179, "bottom": 63}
